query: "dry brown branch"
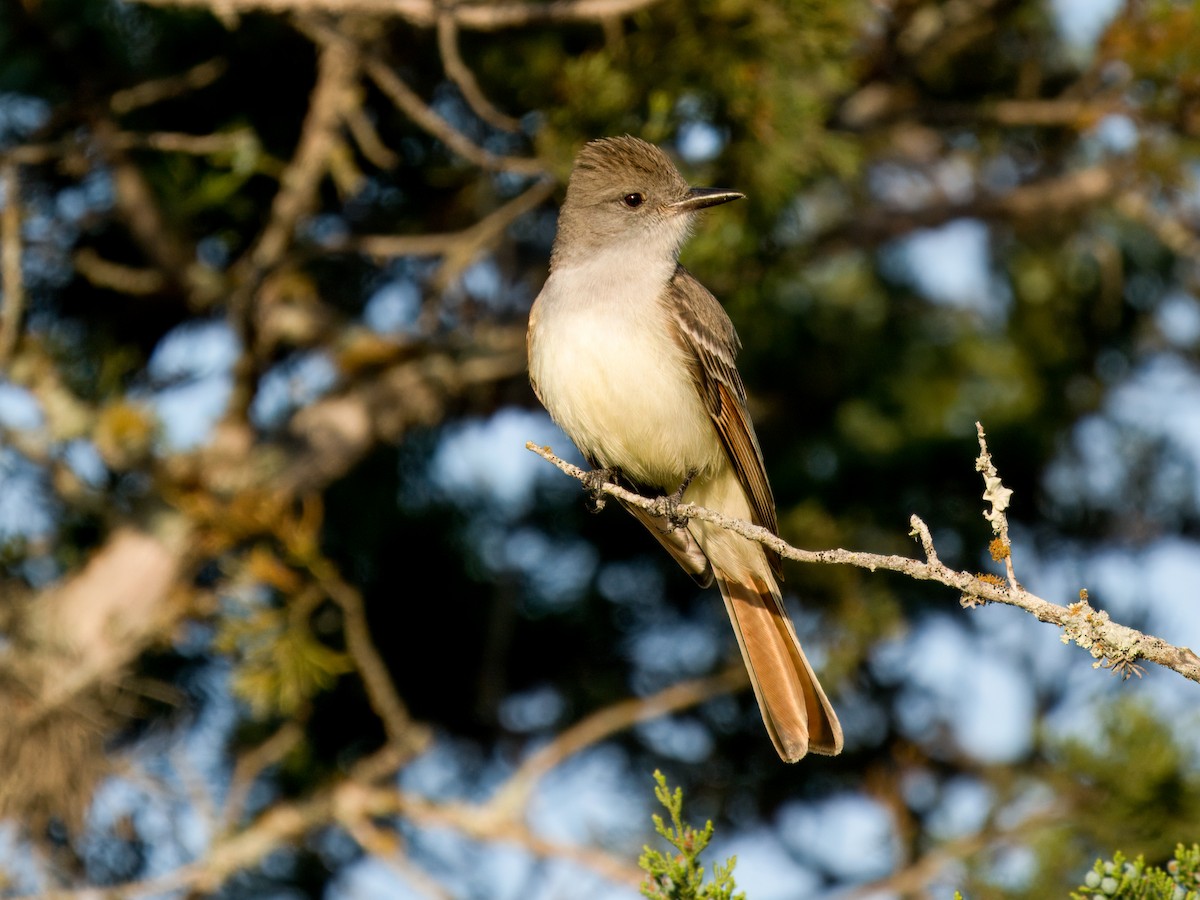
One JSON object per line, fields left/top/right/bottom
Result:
{"left": 436, "top": 11, "right": 521, "bottom": 131}
{"left": 840, "top": 84, "right": 1124, "bottom": 131}
{"left": 165, "top": 744, "right": 222, "bottom": 837}
{"left": 73, "top": 247, "right": 168, "bottom": 296}
{"left": 124, "top": 128, "right": 262, "bottom": 157}
{"left": 486, "top": 665, "right": 748, "bottom": 820}
{"left": 217, "top": 26, "right": 361, "bottom": 418}
{"left": 0, "top": 140, "right": 80, "bottom": 166}
{"left": 6, "top": 128, "right": 261, "bottom": 164}
{"left": 985, "top": 97, "right": 1115, "bottom": 127}
{"left": 347, "top": 176, "right": 556, "bottom": 261}
{"left": 526, "top": 426, "right": 1200, "bottom": 685}
{"left": 282, "top": 16, "right": 554, "bottom": 178}
{"left": 20, "top": 657, "right": 722, "bottom": 897}
{"left": 93, "top": 122, "right": 206, "bottom": 295}
{"left": 0, "top": 163, "right": 24, "bottom": 368}
{"left": 132, "top": 0, "right": 667, "bottom": 31}
{"left": 342, "top": 783, "right": 646, "bottom": 890}
{"left": 343, "top": 104, "right": 400, "bottom": 169}
{"left": 28, "top": 742, "right": 641, "bottom": 898}
{"left": 385, "top": 789, "right": 644, "bottom": 888}
{"left": 221, "top": 721, "right": 306, "bottom": 831}
{"left": 363, "top": 55, "right": 544, "bottom": 175}
{"left": 110, "top": 57, "right": 229, "bottom": 114}
{"left": 844, "top": 830, "right": 991, "bottom": 899}
{"left": 819, "top": 164, "right": 1122, "bottom": 248}
{"left": 244, "top": 34, "right": 358, "bottom": 276}
{"left": 340, "top": 815, "right": 456, "bottom": 900}
{"left": 914, "top": 97, "right": 1125, "bottom": 129}
{"left": 842, "top": 807, "right": 1065, "bottom": 899}
{"left": 155, "top": 322, "right": 526, "bottom": 502}
{"left": 309, "top": 556, "right": 431, "bottom": 756}
{"left": 278, "top": 323, "right": 528, "bottom": 491}
{"left": 992, "top": 164, "right": 1117, "bottom": 220}
{"left": 1116, "top": 189, "right": 1200, "bottom": 264}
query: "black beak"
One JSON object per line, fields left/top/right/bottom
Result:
{"left": 669, "top": 187, "right": 745, "bottom": 213}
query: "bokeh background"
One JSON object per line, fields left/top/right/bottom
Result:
{"left": 2, "top": 0, "right": 1200, "bottom": 896}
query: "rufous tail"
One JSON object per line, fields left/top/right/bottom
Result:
{"left": 716, "top": 571, "right": 843, "bottom": 762}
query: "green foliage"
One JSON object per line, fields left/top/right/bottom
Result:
{"left": 214, "top": 605, "right": 352, "bottom": 718}
{"left": 528, "top": 0, "right": 864, "bottom": 214}
{"left": 1051, "top": 701, "right": 1200, "bottom": 862}
{"left": 1071, "top": 845, "right": 1200, "bottom": 900}
{"left": 639, "top": 771, "right": 744, "bottom": 900}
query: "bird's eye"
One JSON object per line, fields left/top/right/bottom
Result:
{"left": 622, "top": 193, "right": 645, "bottom": 208}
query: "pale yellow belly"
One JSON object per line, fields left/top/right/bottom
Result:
{"left": 531, "top": 301, "right": 723, "bottom": 490}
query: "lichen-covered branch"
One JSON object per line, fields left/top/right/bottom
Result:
{"left": 526, "top": 431, "right": 1200, "bottom": 686}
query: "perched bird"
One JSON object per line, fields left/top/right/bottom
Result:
{"left": 527, "top": 135, "right": 842, "bottom": 761}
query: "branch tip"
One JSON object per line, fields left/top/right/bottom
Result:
{"left": 525, "top": 435, "right": 1200, "bottom": 686}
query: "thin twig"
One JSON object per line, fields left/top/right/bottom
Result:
{"left": 436, "top": 11, "right": 521, "bottom": 131}
{"left": 221, "top": 721, "right": 305, "bottom": 831}
{"left": 1116, "top": 189, "right": 1200, "bottom": 264}
{"left": 307, "top": 555, "right": 430, "bottom": 758}
{"left": 123, "top": 128, "right": 262, "bottom": 157}
{"left": 23, "top": 607, "right": 714, "bottom": 898}
{"left": 93, "top": 120, "right": 201, "bottom": 286}
{"left": 290, "top": 15, "right": 553, "bottom": 178}
{"left": 812, "top": 164, "right": 1121, "bottom": 249}
{"left": 244, "top": 34, "right": 357, "bottom": 276}
{"left": 73, "top": 247, "right": 168, "bottom": 296}
{"left": 842, "top": 808, "right": 1065, "bottom": 899}
{"left": 362, "top": 53, "right": 544, "bottom": 175}
{"left": 485, "top": 665, "right": 747, "bottom": 819}
{"left": 382, "top": 788, "right": 644, "bottom": 887}
{"left": 220, "top": 30, "right": 359, "bottom": 420}
{"left": 338, "top": 815, "right": 455, "bottom": 900}
{"left": 29, "top": 744, "right": 642, "bottom": 898}
{"left": 110, "top": 57, "right": 229, "bottom": 114}
{"left": 344, "top": 105, "right": 400, "bottom": 169}
{"left": 974, "top": 422, "right": 1018, "bottom": 588}
{"left": 526, "top": 437, "right": 1200, "bottom": 685}
{"left": 346, "top": 177, "right": 556, "bottom": 260}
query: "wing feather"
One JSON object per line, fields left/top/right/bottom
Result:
{"left": 664, "top": 267, "right": 782, "bottom": 577}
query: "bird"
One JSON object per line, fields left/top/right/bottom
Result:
{"left": 527, "top": 135, "right": 842, "bottom": 761}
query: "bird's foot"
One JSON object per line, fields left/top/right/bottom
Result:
{"left": 582, "top": 466, "right": 620, "bottom": 512}
{"left": 659, "top": 469, "right": 697, "bottom": 531}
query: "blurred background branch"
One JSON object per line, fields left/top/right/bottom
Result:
{"left": 0, "top": 162, "right": 22, "bottom": 367}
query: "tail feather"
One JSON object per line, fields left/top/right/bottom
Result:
{"left": 628, "top": 467, "right": 842, "bottom": 761}
{"left": 717, "top": 572, "right": 843, "bottom": 761}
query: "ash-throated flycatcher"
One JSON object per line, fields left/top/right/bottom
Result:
{"left": 527, "top": 136, "right": 842, "bottom": 761}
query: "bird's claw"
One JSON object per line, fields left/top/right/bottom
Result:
{"left": 659, "top": 469, "right": 697, "bottom": 531}
{"left": 583, "top": 466, "right": 619, "bottom": 512}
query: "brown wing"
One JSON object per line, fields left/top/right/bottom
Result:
{"left": 665, "top": 267, "right": 782, "bottom": 577}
